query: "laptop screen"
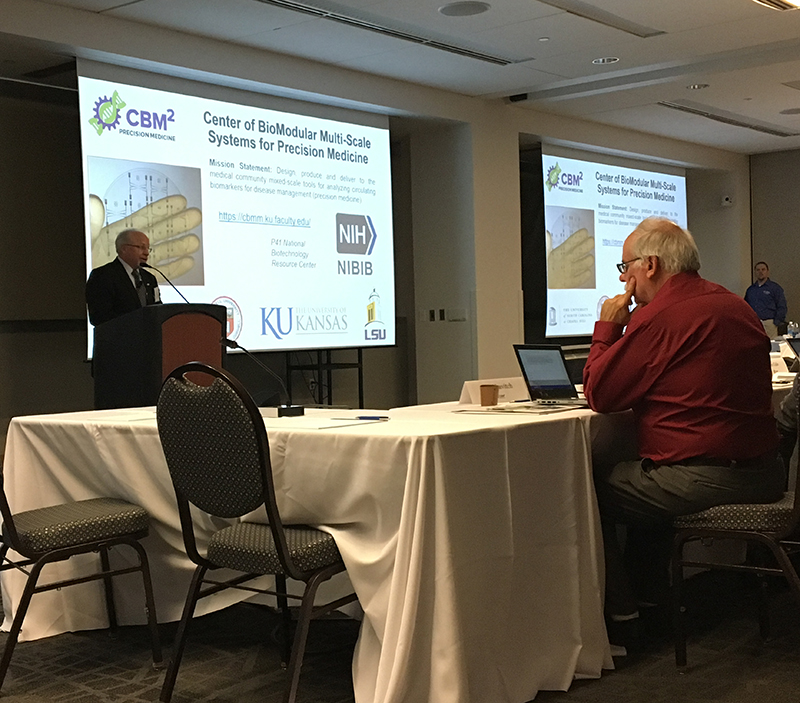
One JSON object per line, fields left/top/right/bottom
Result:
{"left": 787, "top": 337, "right": 800, "bottom": 359}
{"left": 513, "top": 344, "right": 578, "bottom": 400}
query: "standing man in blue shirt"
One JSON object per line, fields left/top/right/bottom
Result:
{"left": 744, "top": 261, "right": 787, "bottom": 338}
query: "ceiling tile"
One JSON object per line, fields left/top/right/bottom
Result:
{"left": 340, "top": 45, "right": 562, "bottom": 94}
{"left": 105, "top": 0, "right": 305, "bottom": 39}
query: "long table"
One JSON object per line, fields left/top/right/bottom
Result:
{"left": 2, "top": 403, "right": 614, "bottom": 703}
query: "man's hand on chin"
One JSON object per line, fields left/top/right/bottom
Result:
{"left": 600, "top": 278, "right": 636, "bottom": 326}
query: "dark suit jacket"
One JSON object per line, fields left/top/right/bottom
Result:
{"left": 86, "top": 258, "right": 161, "bottom": 326}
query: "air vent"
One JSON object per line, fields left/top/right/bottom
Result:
{"left": 658, "top": 100, "right": 800, "bottom": 137}
{"left": 535, "top": 0, "right": 664, "bottom": 38}
{"left": 751, "top": 0, "right": 800, "bottom": 10}
{"left": 254, "top": 0, "right": 530, "bottom": 65}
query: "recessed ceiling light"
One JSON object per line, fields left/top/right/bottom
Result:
{"left": 438, "top": 1, "right": 491, "bottom": 16}
{"left": 592, "top": 57, "right": 619, "bottom": 65}
{"left": 539, "top": 36, "right": 550, "bottom": 42}
{"left": 687, "top": 83, "right": 709, "bottom": 90}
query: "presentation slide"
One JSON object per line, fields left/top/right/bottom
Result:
{"left": 78, "top": 76, "right": 395, "bottom": 355}
{"left": 541, "top": 154, "right": 687, "bottom": 337}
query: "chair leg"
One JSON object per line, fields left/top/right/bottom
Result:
{"left": 0, "top": 559, "right": 46, "bottom": 691}
{"left": 671, "top": 536, "right": 688, "bottom": 668}
{"left": 282, "top": 570, "right": 328, "bottom": 703}
{"left": 128, "top": 539, "right": 163, "bottom": 667}
{"left": 756, "top": 574, "right": 770, "bottom": 640}
{"left": 99, "top": 546, "right": 118, "bottom": 635}
{"left": 768, "top": 542, "right": 800, "bottom": 608}
{"left": 159, "top": 565, "right": 207, "bottom": 703}
{"left": 275, "top": 574, "right": 292, "bottom": 668}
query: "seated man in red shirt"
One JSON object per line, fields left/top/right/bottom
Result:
{"left": 583, "top": 217, "right": 784, "bottom": 633}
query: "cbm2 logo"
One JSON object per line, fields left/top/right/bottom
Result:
{"left": 545, "top": 162, "right": 583, "bottom": 191}
{"left": 337, "top": 214, "right": 376, "bottom": 276}
{"left": 261, "top": 307, "right": 293, "bottom": 340}
{"left": 88, "top": 89, "right": 176, "bottom": 136}
{"left": 126, "top": 107, "right": 175, "bottom": 130}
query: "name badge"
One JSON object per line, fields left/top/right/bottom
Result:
{"left": 459, "top": 377, "right": 528, "bottom": 404}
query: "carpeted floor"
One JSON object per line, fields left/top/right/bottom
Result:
{"left": 0, "top": 604, "right": 359, "bottom": 703}
{"left": 537, "top": 572, "right": 800, "bottom": 703}
{"left": 0, "top": 571, "right": 799, "bottom": 702}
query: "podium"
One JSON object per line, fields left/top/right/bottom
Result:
{"left": 93, "top": 304, "right": 227, "bottom": 409}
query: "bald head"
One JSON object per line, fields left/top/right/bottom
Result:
{"left": 115, "top": 229, "right": 150, "bottom": 269}
{"left": 629, "top": 217, "right": 700, "bottom": 275}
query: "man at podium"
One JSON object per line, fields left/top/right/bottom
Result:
{"left": 86, "top": 229, "right": 161, "bottom": 326}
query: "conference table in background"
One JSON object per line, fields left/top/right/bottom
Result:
{"left": 1, "top": 402, "right": 617, "bottom": 703}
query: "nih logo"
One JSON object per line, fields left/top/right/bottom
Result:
{"left": 337, "top": 214, "right": 377, "bottom": 276}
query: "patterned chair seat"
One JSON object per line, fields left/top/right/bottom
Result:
{"left": 674, "top": 492, "right": 794, "bottom": 533}
{"left": 207, "top": 523, "right": 343, "bottom": 575}
{"left": 672, "top": 489, "right": 800, "bottom": 668}
{"left": 8, "top": 498, "right": 149, "bottom": 554}
{"left": 0, "top": 483, "right": 161, "bottom": 692}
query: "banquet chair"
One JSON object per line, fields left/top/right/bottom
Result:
{"left": 0, "top": 471, "right": 162, "bottom": 690}
{"left": 156, "top": 362, "right": 358, "bottom": 703}
{"left": 671, "top": 480, "right": 800, "bottom": 667}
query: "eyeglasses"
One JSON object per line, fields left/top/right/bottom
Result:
{"left": 616, "top": 258, "right": 641, "bottom": 274}
{"left": 125, "top": 243, "right": 153, "bottom": 253}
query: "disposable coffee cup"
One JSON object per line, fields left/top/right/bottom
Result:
{"left": 480, "top": 384, "right": 500, "bottom": 406}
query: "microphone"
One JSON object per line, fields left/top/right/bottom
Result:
{"left": 141, "top": 262, "right": 191, "bottom": 304}
{"left": 221, "top": 338, "right": 304, "bottom": 416}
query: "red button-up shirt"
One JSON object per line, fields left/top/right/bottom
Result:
{"left": 584, "top": 271, "right": 778, "bottom": 463}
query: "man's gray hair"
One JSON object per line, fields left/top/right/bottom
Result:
{"left": 115, "top": 229, "right": 141, "bottom": 253}
{"left": 630, "top": 217, "right": 700, "bottom": 274}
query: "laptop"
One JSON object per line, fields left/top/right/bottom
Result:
{"left": 782, "top": 337, "right": 800, "bottom": 374}
{"left": 513, "top": 344, "right": 588, "bottom": 406}
{"left": 786, "top": 337, "right": 800, "bottom": 360}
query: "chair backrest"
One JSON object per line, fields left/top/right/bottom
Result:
{"left": 0, "top": 471, "right": 22, "bottom": 552}
{"left": 157, "top": 363, "right": 296, "bottom": 574}
{"left": 778, "top": 386, "right": 800, "bottom": 540}
{"left": 158, "top": 366, "right": 269, "bottom": 518}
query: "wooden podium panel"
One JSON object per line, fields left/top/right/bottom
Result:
{"left": 162, "top": 313, "right": 223, "bottom": 380}
{"left": 93, "top": 304, "right": 226, "bottom": 409}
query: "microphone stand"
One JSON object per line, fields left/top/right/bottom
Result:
{"left": 222, "top": 338, "right": 304, "bottom": 416}
{"left": 141, "top": 262, "right": 191, "bottom": 304}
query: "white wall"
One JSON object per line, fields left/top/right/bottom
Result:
{"left": 686, "top": 167, "right": 752, "bottom": 295}
{"left": 471, "top": 110, "right": 526, "bottom": 381}
{"left": 751, "top": 149, "right": 800, "bottom": 323}
{"left": 409, "top": 122, "right": 476, "bottom": 402}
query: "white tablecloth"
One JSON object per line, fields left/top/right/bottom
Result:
{"left": 2, "top": 403, "right": 612, "bottom": 703}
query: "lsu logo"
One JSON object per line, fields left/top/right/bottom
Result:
{"left": 364, "top": 289, "right": 386, "bottom": 341}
